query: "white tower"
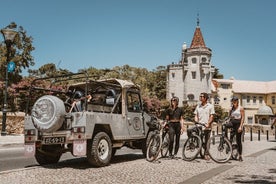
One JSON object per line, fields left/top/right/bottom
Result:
{"left": 167, "top": 18, "right": 215, "bottom": 106}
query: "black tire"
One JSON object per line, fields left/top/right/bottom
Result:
{"left": 35, "top": 145, "right": 62, "bottom": 165}
{"left": 146, "top": 134, "right": 162, "bottom": 162}
{"left": 87, "top": 132, "right": 112, "bottom": 167}
{"left": 207, "top": 135, "right": 232, "bottom": 163}
{"left": 111, "top": 148, "right": 117, "bottom": 158}
{"left": 182, "top": 135, "right": 202, "bottom": 161}
{"left": 161, "top": 132, "right": 170, "bottom": 157}
{"left": 142, "top": 130, "right": 155, "bottom": 157}
{"left": 31, "top": 95, "right": 66, "bottom": 133}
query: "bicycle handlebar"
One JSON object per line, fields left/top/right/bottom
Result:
{"left": 193, "top": 121, "right": 207, "bottom": 127}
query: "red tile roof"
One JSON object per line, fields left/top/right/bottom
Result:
{"left": 190, "top": 26, "right": 206, "bottom": 48}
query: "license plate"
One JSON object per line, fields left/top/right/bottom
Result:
{"left": 43, "top": 137, "right": 65, "bottom": 144}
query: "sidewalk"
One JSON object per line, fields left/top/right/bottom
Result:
{"left": 0, "top": 132, "right": 275, "bottom": 148}
{"left": 0, "top": 134, "right": 24, "bottom": 148}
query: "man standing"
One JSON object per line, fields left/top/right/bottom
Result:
{"left": 166, "top": 96, "right": 185, "bottom": 158}
{"left": 194, "top": 92, "right": 215, "bottom": 160}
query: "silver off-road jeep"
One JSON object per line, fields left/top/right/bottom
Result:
{"left": 24, "top": 73, "right": 156, "bottom": 167}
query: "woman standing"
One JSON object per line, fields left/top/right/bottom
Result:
{"left": 165, "top": 97, "right": 185, "bottom": 158}
{"left": 229, "top": 96, "right": 245, "bottom": 161}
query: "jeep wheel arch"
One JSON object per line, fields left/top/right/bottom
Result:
{"left": 31, "top": 95, "right": 66, "bottom": 133}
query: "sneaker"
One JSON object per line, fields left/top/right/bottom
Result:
{"left": 204, "top": 155, "right": 210, "bottom": 161}
{"left": 169, "top": 154, "right": 174, "bottom": 159}
{"left": 238, "top": 155, "right": 243, "bottom": 162}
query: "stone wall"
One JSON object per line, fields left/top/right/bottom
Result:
{"left": 0, "top": 112, "right": 24, "bottom": 135}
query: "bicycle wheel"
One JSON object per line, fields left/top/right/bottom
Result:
{"left": 207, "top": 135, "right": 232, "bottom": 163}
{"left": 146, "top": 134, "right": 162, "bottom": 162}
{"left": 182, "top": 135, "right": 202, "bottom": 161}
{"left": 161, "top": 132, "right": 170, "bottom": 157}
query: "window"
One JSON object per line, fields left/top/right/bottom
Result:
{"left": 253, "top": 96, "right": 257, "bottom": 104}
{"left": 247, "top": 117, "right": 253, "bottom": 124}
{"left": 192, "top": 71, "right": 196, "bottom": 79}
{"left": 171, "top": 93, "right": 175, "bottom": 98}
{"left": 171, "top": 73, "right": 175, "bottom": 78}
{"left": 220, "top": 84, "right": 230, "bottom": 89}
{"left": 187, "top": 94, "right": 194, "bottom": 100}
{"left": 192, "top": 58, "right": 197, "bottom": 64}
{"left": 246, "top": 96, "right": 250, "bottom": 103}
{"left": 272, "top": 96, "right": 275, "bottom": 105}
{"left": 259, "top": 96, "right": 263, "bottom": 104}
{"left": 214, "top": 96, "right": 220, "bottom": 105}
{"left": 201, "top": 57, "right": 207, "bottom": 63}
{"left": 127, "top": 92, "right": 141, "bottom": 112}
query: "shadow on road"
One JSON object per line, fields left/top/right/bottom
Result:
{"left": 41, "top": 153, "right": 144, "bottom": 170}
{"left": 225, "top": 174, "right": 275, "bottom": 184}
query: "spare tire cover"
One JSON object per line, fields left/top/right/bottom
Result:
{"left": 31, "top": 95, "right": 66, "bottom": 133}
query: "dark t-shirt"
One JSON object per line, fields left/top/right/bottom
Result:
{"left": 166, "top": 107, "right": 184, "bottom": 121}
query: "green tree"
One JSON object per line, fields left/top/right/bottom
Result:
{"left": 0, "top": 22, "right": 35, "bottom": 111}
{"left": 213, "top": 68, "right": 224, "bottom": 79}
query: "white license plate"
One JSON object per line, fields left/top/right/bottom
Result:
{"left": 43, "top": 137, "right": 65, "bottom": 144}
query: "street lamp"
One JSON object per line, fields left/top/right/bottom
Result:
{"left": 1, "top": 28, "right": 17, "bottom": 136}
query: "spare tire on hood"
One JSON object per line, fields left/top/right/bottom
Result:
{"left": 31, "top": 95, "right": 66, "bottom": 133}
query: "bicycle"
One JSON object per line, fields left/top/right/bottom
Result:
{"left": 182, "top": 121, "right": 206, "bottom": 161}
{"left": 146, "top": 120, "right": 170, "bottom": 162}
{"left": 207, "top": 118, "right": 233, "bottom": 163}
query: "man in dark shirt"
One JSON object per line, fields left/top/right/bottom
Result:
{"left": 166, "top": 96, "right": 185, "bottom": 158}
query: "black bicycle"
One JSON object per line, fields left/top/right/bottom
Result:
{"left": 207, "top": 118, "right": 233, "bottom": 163}
{"left": 146, "top": 120, "right": 170, "bottom": 162}
{"left": 182, "top": 122, "right": 206, "bottom": 161}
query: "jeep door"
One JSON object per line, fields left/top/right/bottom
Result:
{"left": 126, "top": 91, "right": 145, "bottom": 138}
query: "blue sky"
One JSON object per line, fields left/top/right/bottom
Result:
{"left": 0, "top": 0, "right": 275, "bottom": 81}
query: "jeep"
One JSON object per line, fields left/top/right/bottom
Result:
{"left": 24, "top": 73, "right": 156, "bottom": 167}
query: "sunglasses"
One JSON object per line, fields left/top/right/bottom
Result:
{"left": 199, "top": 95, "right": 204, "bottom": 98}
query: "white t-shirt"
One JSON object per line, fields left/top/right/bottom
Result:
{"left": 194, "top": 103, "right": 215, "bottom": 125}
{"left": 230, "top": 106, "right": 242, "bottom": 119}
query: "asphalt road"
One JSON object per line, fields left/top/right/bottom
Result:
{"left": 0, "top": 146, "right": 143, "bottom": 172}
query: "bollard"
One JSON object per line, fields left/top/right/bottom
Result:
{"left": 275, "top": 127, "right": 276, "bottom": 140}
{"left": 258, "top": 129, "right": 260, "bottom": 141}
{"left": 250, "top": 127, "right": 253, "bottom": 141}
{"left": 266, "top": 130, "right": 269, "bottom": 141}
{"left": 217, "top": 125, "right": 219, "bottom": 135}
{"left": 242, "top": 127, "right": 245, "bottom": 142}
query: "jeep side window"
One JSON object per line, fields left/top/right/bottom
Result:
{"left": 127, "top": 92, "right": 141, "bottom": 112}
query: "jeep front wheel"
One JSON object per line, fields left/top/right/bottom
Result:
{"left": 87, "top": 132, "right": 112, "bottom": 167}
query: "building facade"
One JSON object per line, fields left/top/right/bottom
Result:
{"left": 212, "top": 79, "right": 276, "bottom": 125}
{"left": 166, "top": 19, "right": 276, "bottom": 126}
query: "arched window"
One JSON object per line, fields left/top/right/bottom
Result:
{"left": 187, "top": 94, "right": 195, "bottom": 100}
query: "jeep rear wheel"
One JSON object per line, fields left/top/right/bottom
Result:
{"left": 31, "top": 95, "right": 66, "bottom": 133}
{"left": 87, "top": 132, "right": 112, "bottom": 167}
{"left": 35, "top": 145, "right": 62, "bottom": 165}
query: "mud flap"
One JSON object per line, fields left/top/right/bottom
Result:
{"left": 73, "top": 140, "right": 87, "bottom": 156}
{"left": 24, "top": 143, "right": 35, "bottom": 157}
